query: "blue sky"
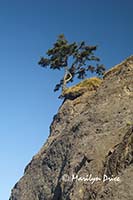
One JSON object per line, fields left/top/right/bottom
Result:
{"left": 0, "top": 0, "right": 132, "bottom": 199}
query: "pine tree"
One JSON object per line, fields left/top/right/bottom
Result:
{"left": 38, "top": 34, "right": 105, "bottom": 95}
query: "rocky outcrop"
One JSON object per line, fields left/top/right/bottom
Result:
{"left": 10, "top": 56, "right": 133, "bottom": 200}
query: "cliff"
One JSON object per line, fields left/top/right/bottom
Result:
{"left": 10, "top": 56, "right": 133, "bottom": 200}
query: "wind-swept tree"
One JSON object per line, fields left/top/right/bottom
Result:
{"left": 38, "top": 34, "right": 105, "bottom": 95}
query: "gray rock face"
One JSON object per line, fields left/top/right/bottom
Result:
{"left": 10, "top": 56, "right": 133, "bottom": 200}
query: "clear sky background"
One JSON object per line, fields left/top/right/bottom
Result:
{"left": 0, "top": 0, "right": 132, "bottom": 199}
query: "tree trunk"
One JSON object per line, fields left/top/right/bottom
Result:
{"left": 62, "top": 66, "right": 72, "bottom": 94}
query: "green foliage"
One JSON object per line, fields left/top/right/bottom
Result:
{"left": 38, "top": 34, "right": 105, "bottom": 93}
